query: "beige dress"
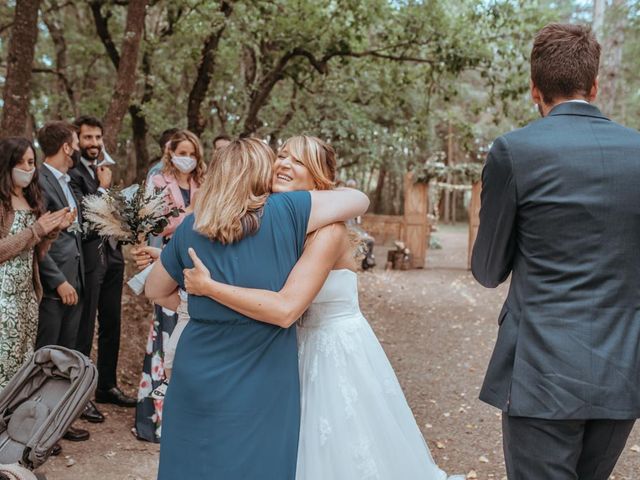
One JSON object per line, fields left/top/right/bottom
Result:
{"left": 0, "top": 210, "right": 40, "bottom": 388}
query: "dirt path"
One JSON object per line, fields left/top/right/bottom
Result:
{"left": 39, "top": 225, "right": 640, "bottom": 479}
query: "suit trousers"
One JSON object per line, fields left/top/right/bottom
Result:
{"left": 76, "top": 244, "right": 124, "bottom": 391}
{"left": 502, "top": 414, "right": 635, "bottom": 480}
{"left": 36, "top": 296, "right": 83, "bottom": 350}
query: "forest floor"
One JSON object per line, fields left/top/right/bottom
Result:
{"left": 38, "top": 225, "right": 640, "bottom": 479}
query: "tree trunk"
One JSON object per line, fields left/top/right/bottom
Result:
{"left": 102, "top": 0, "right": 148, "bottom": 152}
{"left": 89, "top": 0, "right": 121, "bottom": 68}
{"left": 130, "top": 50, "right": 154, "bottom": 183}
{"left": 268, "top": 82, "right": 297, "bottom": 149}
{"left": 43, "top": 3, "right": 77, "bottom": 117}
{"left": 592, "top": 0, "right": 605, "bottom": 39}
{"left": 597, "top": 0, "right": 626, "bottom": 118}
{"left": 372, "top": 166, "right": 387, "bottom": 214}
{"left": 240, "top": 48, "right": 328, "bottom": 137}
{"left": 186, "top": 1, "right": 233, "bottom": 137}
{"left": 0, "top": 0, "right": 41, "bottom": 138}
{"left": 443, "top": 119, "right": 454, "bottom": 223}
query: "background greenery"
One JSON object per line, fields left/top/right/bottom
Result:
{"left": 1, "top": 0, "right": 638, "bottom": 213}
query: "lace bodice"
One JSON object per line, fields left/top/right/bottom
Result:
{"left": 300, "top": 269, "right": 361, "bottom": 328}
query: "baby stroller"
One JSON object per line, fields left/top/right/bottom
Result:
{"left": 0, "top": 346, "right": 97, "bottom": 471}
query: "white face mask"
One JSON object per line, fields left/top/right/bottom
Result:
{"left": 12, "top": 167, "right": 36, "bottom": 188}
{"left": 171, "top": 156, "right": 197, "bottom": 174}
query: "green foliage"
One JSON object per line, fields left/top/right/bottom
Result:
{"left": 1, "top": 0, "right": 638, "bottom": 212}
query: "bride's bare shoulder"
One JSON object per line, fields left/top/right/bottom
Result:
{"left": 305, "top": 222, "right": 349, "bottom": 247}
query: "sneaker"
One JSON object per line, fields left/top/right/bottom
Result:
{"left": 150, "top": 380, "right": 169, "bottom": 400}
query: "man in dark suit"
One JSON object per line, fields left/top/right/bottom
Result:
{"left": 472, "top": 23, "right": 640, "bottom": 479}
{"left": 69, "top": 116, "right": 136, "bottom": 417}
{"left": 36, "top": 121, "right": 90, "bottom": 442}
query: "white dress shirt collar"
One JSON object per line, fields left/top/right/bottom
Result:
{"left": 561, "top": 99, "right": 589, "bottom": 105}
{"left": 43, "top": 162, "right": 70, "bottom": 183}
{"left": 43, "top": 161, "right": 77, "bottom": 210}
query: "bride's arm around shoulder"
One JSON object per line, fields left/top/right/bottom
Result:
{"left": 307, "top": 188, "right": 369, "bottom": 234}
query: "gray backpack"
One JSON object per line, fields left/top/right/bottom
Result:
{"left": 0, "top": 347, "right": 97, "bottom": 469}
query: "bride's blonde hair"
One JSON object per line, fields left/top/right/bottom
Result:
{"left": 280, "top": 135, "right": 362, "bottom": 257}
{"left": 279, "top": 135, "right": 336, "bottom": 190}
{"left": 193, "top": 138, "right": 274, "bottom": 243}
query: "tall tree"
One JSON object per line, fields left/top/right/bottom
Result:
{"left": 596, "top": 0, "right": 627, "bottom": 118}
{"left": 187, "top": 0, "right": 233, "bottom": 137}
{"left": 102, "top": 0, "right": 148, "bottom": 152}
{"left": 0, "top": 0, "right": 41, "bottom": 138}
{"left": 592, "top": 0, "right": 605, "bottom": 37}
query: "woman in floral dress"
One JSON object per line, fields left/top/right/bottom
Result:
{"left": 0, "top": 137, "right": 72, "bottom": 388}
{"left": 133, "top": 130, "right": 205, "bottom": 442}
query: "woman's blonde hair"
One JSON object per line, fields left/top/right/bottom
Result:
{"left": 279, "top": 135, "right": 336, "bottom": 190}
{"left": 194, "top": 138, "right": 274, "bottom": 244}
{"left": 161, "top": 129, "right": 206, "bottom": 185}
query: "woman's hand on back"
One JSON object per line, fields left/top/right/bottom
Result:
{"left": 183, "top": 248, "right": 213, "bottom": 296}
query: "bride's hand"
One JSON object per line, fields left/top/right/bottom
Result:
{"left": 184, "top": 248, "right": 212, "bottom": 296}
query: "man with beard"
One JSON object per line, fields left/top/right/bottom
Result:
{"left": 69, "top": 116, "right": 135, "bottom": 426}
{"left": 36, "top": 121, "right": 90, "bottom": 442}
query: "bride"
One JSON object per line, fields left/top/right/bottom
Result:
{"left": 184, "top": 135, "right": 462, "bottom": 480}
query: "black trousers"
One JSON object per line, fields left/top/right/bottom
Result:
{"left": 503, "top": 414, "right": 635, "bottom": 480}
{"left": 36, "top": 295, "right": 83, "bottom": 350}
{"left": 76, "top": 244, "right": 124, "bottom": 391}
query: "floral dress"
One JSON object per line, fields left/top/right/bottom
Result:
{"left": 134, "top": 305, "right": 177, "bottom": 442}
{"left": 0, "top": 211, "right": 39, "bottom": 389}
{"left": 134, "top": 183, "right": 194, "bottom": 442}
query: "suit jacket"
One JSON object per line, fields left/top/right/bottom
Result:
{"left": 472, "top": 102, "right": 640, "bottom": 420}
{"left": 38, "top": 164, "right": 85, "bottom": 297}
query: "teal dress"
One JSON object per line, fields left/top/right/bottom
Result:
{"left": 157, "top": 191, "right": 311, "bottom": 480}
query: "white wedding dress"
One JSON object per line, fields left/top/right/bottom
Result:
{"left": 296, "top": 269, "right": 461, "bottom": 480}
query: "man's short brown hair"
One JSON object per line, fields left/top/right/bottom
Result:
{"left": 531, "top": 23, "right": 601, "bottom": 105}
{"left": 37, "top": 121, "right": 76, "bottom": 157}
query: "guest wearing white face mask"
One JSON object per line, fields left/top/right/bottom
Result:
{"left": 133, "top": 129, "right": 205, "bottom": 443}
{"left": 146, "top": 130, "right": 206, "bottom": 239}
{"left": 0, "top": 137, "right": 73, "bottom": 388}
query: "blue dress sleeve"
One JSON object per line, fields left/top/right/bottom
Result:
{"left": 275, "top": 191, "right": 311, "bottom": 251}
{"left": 160, "top": 219, "right": 187, "bottom": 288}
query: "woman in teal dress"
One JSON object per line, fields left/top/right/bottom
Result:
{"left": 145, "top": 138, "right": 369, "bottom": 479}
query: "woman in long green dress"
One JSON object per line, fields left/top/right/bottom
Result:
{"left": 0, "top": 137, "right": 71, "bottom": 389}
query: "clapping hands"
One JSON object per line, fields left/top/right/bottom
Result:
{"left": 36, "top": 207, "right": 76, "bottom": 235}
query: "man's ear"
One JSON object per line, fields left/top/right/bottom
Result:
{"left": 530, "top": 79, "right": 543, "bottom": 105}
{"left": 588, "top": 77, "right": 598, "bottom": 102}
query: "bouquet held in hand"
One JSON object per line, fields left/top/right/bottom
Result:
{"left": 82, "top": 183, "right": 182, "bottom": 245}
{"left": 83, "top": 183, "right": 181, "bottom": 295}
